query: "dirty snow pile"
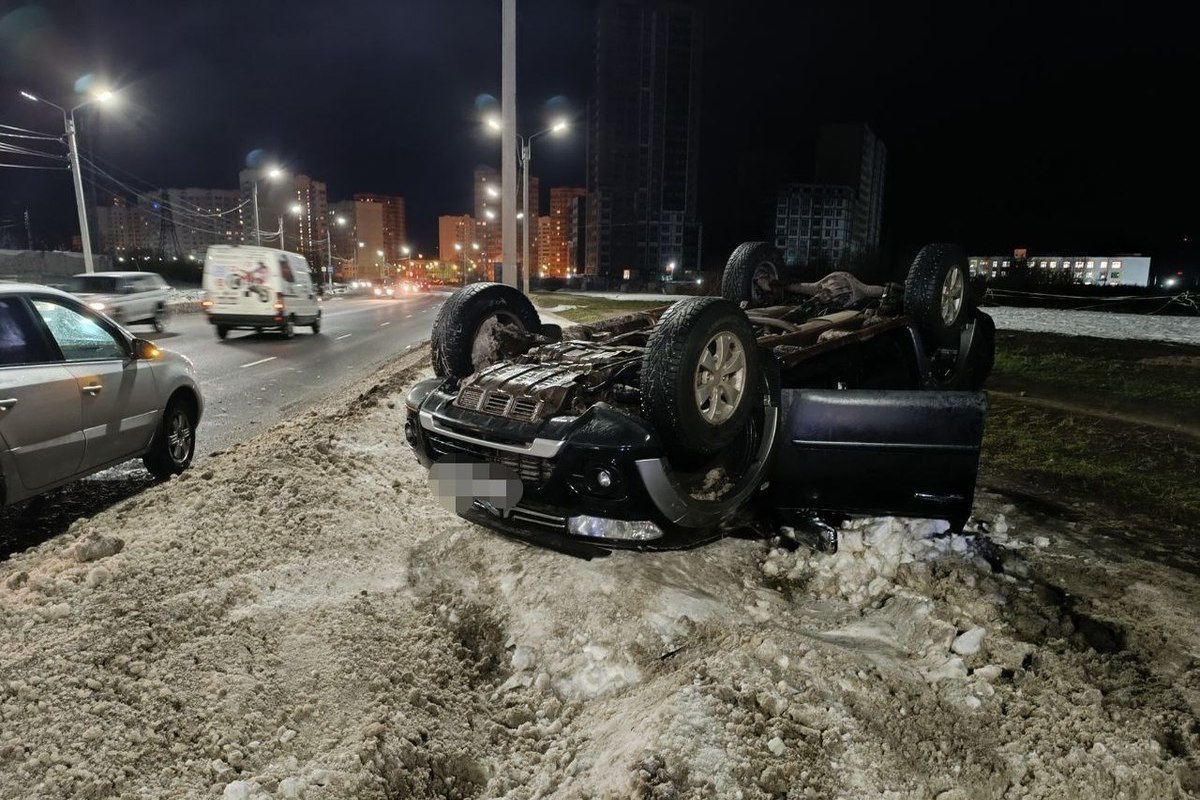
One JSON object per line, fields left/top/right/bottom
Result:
{"left": 1, "top": 350, "right": 1198, "bottom": 799}
{"left": 987, "top": 305, "right": 1200, "bottom": 345}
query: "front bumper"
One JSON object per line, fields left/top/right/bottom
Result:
{"left": 405, "top": 378, "right": 774, "bottom": 554}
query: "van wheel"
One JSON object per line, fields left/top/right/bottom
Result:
{"left": 143, "top": 399, "right": 196, "bottom": 479}
{"left": 311, "top": 319, "right": 321, "bottom": 335}
{"left": 216, "top": 325, "right": 229, "bottom": 340}
{"left": 282, "top": 318, "right": 295, "bottom": 339}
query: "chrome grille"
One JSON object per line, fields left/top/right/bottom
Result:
{"left": 483, "top": 392, "right": 512, "bottom": 416}
{"left": 457, "top": 386, "right": 485, "bottom": 411}
{"left": 510, "top": 397, "right": 540, "bottom": 422}
{"left": 424, "top": 432, "right": 555, "bottom": 488}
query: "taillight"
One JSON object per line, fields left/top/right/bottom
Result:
{"left": 273, "top": 292, "right": 284, "bottom": 311}
{"left": 201, "top": 292, "right": 213, "bottom": 309}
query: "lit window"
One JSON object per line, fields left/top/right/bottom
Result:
{"left": 1050, "top": 261, "right": 1058, "bottom": 268}
{"left": 1086, "top": 260, "right": 1094, "bottom": 269}
{"left": 1100, "top": 261, "right": 1108, "bottom": 268}
{"left": 1112, "top": 261, "right": 1122, "bottom": 269}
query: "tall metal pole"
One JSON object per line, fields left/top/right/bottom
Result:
{"left": 521, "top": 141, "right": 531, "bottom": 295}
{"left": 64, "top": 113, "right": 95, "bottom": 273}
{"left": 278, "top": 216, "right": 284, "bottom": 250}
{"left": 325, "top": 229, "right": 333, "bottom": 290}
{"left": 501, "top": 0, "right": 518, "bottom": 288}
{"left": 252, "top": 180, "right": 262, "bottom": 245}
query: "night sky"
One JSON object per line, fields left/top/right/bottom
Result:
{"left": 2, "top": 0, "right": 1196, "bottom": 269}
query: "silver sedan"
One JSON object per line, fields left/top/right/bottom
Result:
{"left": 0, "top": 284, "right": 203, "bottom": 508}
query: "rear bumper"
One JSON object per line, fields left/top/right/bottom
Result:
{"left": 206, "top": 310, "right": 319, "bottom": 327}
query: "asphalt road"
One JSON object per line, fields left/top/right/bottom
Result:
{"left": 0, "top": 291, "right": 444, "bottom": 557}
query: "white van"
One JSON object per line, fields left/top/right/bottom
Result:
{"left": 201, "top": 245, "right": 322, "bottom": 340}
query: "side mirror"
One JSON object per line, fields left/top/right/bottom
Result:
{"left": 131, "top": 338, "right": 162, "bottom": 360}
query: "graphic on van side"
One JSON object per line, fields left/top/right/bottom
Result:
{"left": 210, "top": 260, "right": 296, "bottom": 303}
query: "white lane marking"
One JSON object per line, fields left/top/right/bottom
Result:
{"left": 336, "top": 333, "right": 353, "bottom": 340}
{"left": 380, "top": 322, "right": 391, "bottom": 327}
{"left": 240, "top": 356, "right": 277, "bottom": 369}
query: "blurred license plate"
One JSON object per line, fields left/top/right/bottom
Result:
{"left": 429, "top": 458, "right": 524, "bottom": 517}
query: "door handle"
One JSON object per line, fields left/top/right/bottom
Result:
{"left": 82, "top": 384, "right": 103, "bottom": 396}
{"left": 0, "top": 398, "right": 17, "bottom": 411}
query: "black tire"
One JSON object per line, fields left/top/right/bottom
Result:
{"left": 430, "top": 282, "right": 541, "bottom": 380}
{"left": 151, "top": 305, "right": 166, "bottom": 333}
{"left": 720, "top": 242, "right": 784, "bottom": 309}
{"left": 641, "top": 297, "right": 761, "bottom": 459}
{"left": 143, "top": 398, "right": 196, "bottom": 479}
{"left": 216, "top": 325, "right": 229, "bottom": 340}
{"left": 281, "top": 318, "right": 295, "bottom": 339}
{"left": 904, "top": 243, "right": 972, "bottom": 345}
{"left": 311, "top": 319, "right": 321, "bottom": 334}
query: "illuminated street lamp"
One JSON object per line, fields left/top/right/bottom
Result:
{"left": 247, "top": 165, "right": 283, "bottom": 246}
{"left": 20, "top": 86, "right": 117, "bottom": 273}
{"left": 487, "top": 114, "right": 569, "bottom": 294}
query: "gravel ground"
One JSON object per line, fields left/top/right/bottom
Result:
{"left": 1, "top": 349, "right": 1197, "bottom": 799}
{"left": 987, "top": 306, "right": 1200, "bottom": 345}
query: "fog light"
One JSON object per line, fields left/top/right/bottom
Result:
{"left": 567, "top": 515, "right": 663, "bottom": 541}
{"left": 596, "top": 469, "right": 613, "bottom": 489}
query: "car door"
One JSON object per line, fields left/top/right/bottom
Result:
{"left": 770, "top": 389, "right": 987, "bottom": 528}
{"left": 31, "top": 297, "right": 162, "bottom": 472}
{"left": 0, "top": 296, "right": 85, "bottom": 493}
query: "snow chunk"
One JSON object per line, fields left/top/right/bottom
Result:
{"left": 952, "top": 627, "right": 987, "bottom": 656}
{"left": 767, "top": 736, "right": 786, "bottom": 755}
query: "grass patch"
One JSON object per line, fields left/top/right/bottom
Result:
{"left": 992, "top": 331, "right": 1200, "bottom": 417}
{"left": 530, "top": 292, "right": 669, "bottom": 323}
{"left": 982, "top": 395, "right": 1200, "bottom": 525}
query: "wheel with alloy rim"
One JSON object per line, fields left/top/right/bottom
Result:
{"left": 720, "top": 242, "right": 784, "bottom": 309}
{"left": 903, "top": 243, "right": 972, "bottom": 345}
{"left": 143, "top": 399, "right": 196, "bottom": 479}
{"left": 693, "top": 331, "right": 748, "bottom": 424}
{"left": 642, "top": 297, "right": 761, "bottom": 459}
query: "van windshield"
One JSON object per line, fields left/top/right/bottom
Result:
{"left": 69, "top": 276, "right": 120, "bottom": 294}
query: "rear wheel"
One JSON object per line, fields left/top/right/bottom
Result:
{"left": 431, "top": 282, "right": 541, "bottom": 380}
{"left": 642, "top": 297, "right": 761, "bottom": 459}
{"left": 143, "top": 399, "right": 196, "bottom": 479}
{"left": 281, "top": 318, "right": 295, "bottom": 339}
{"left": 721, "top": 242, "right": 784, "bottom": 309}
{"left": 215, "top": 325, "right": 229, "bottom": 340}
{"left": 904, "top": 243, "right": 971, "bottom": 345}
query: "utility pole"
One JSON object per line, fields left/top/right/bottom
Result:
{"left": 63, "top": 116, "right": 95, "bottom": 272}
{"left": 501, "top": 0, "right": 518, "bottom": 288}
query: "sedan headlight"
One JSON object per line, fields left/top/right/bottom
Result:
{"left": 88, "top": 301, "right": 106, "bottom": 311}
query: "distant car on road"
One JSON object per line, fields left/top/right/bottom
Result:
{"left": 0, "top": 284, "right": 203, "bottom": 508}
{"left": 70, "top": 271, "right": 172, "bottom": 332}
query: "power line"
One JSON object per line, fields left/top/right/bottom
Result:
{"left": 0, "top": 162, "right": 69, "bottom": 170}
{"left": 0, "top": 122, "right": 57, "bottom": 137}
{"left": 80, "top": 154, "right": 252, "bottom": 222}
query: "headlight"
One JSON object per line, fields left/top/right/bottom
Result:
{"left": 567, "top": 515, "right": 663, "bottom": 541}
{"left": 88, "top": 302, "right": 106, "bottom": 311}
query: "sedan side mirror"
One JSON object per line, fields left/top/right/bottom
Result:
{"left": 132, "top": 338, "right": 162, "bottom": 360}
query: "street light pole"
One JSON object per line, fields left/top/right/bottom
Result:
{"left": 252, "top": 167, "right": 282, "bottom": 247}
{"left": 21, "top": 88, "right": 115, "bottom": 273}
{"left": 521, "top": 138, "right": 530, "bottom": 295}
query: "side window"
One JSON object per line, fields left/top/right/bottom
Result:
{"left": 0, "top": 298, "right": 54, "bottom": 366}
{"left": 33, "top": 300, "right": 126, "bottom": 361}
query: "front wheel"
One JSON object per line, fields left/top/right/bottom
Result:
{"left": 311, "top": 319, "right": 321, "bottom": 335}
{"left": 143, "top": 400, "right": 196, "bottom": 479}
{"left": 641, "top": 297, "right": 761, "bottom": 459}
{"left": 721, "top": 242, "right": 784, "bottom": 309}
{"left": 215, "top": 325, "right": 229, "bottom": 340}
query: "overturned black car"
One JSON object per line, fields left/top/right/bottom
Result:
{"left": 405, "top": 242, "right": 994, "bottom": 557}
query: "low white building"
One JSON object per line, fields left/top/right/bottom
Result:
{"left": 968, "top": 254, "right": 1151, "bottom": 287}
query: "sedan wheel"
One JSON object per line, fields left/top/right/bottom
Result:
{"left": 144, "top": 401, "right": 196, "bottom": 478}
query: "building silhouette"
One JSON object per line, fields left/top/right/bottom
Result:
{"left": 586, "top": 0, "right": 703, "bottom": 281}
